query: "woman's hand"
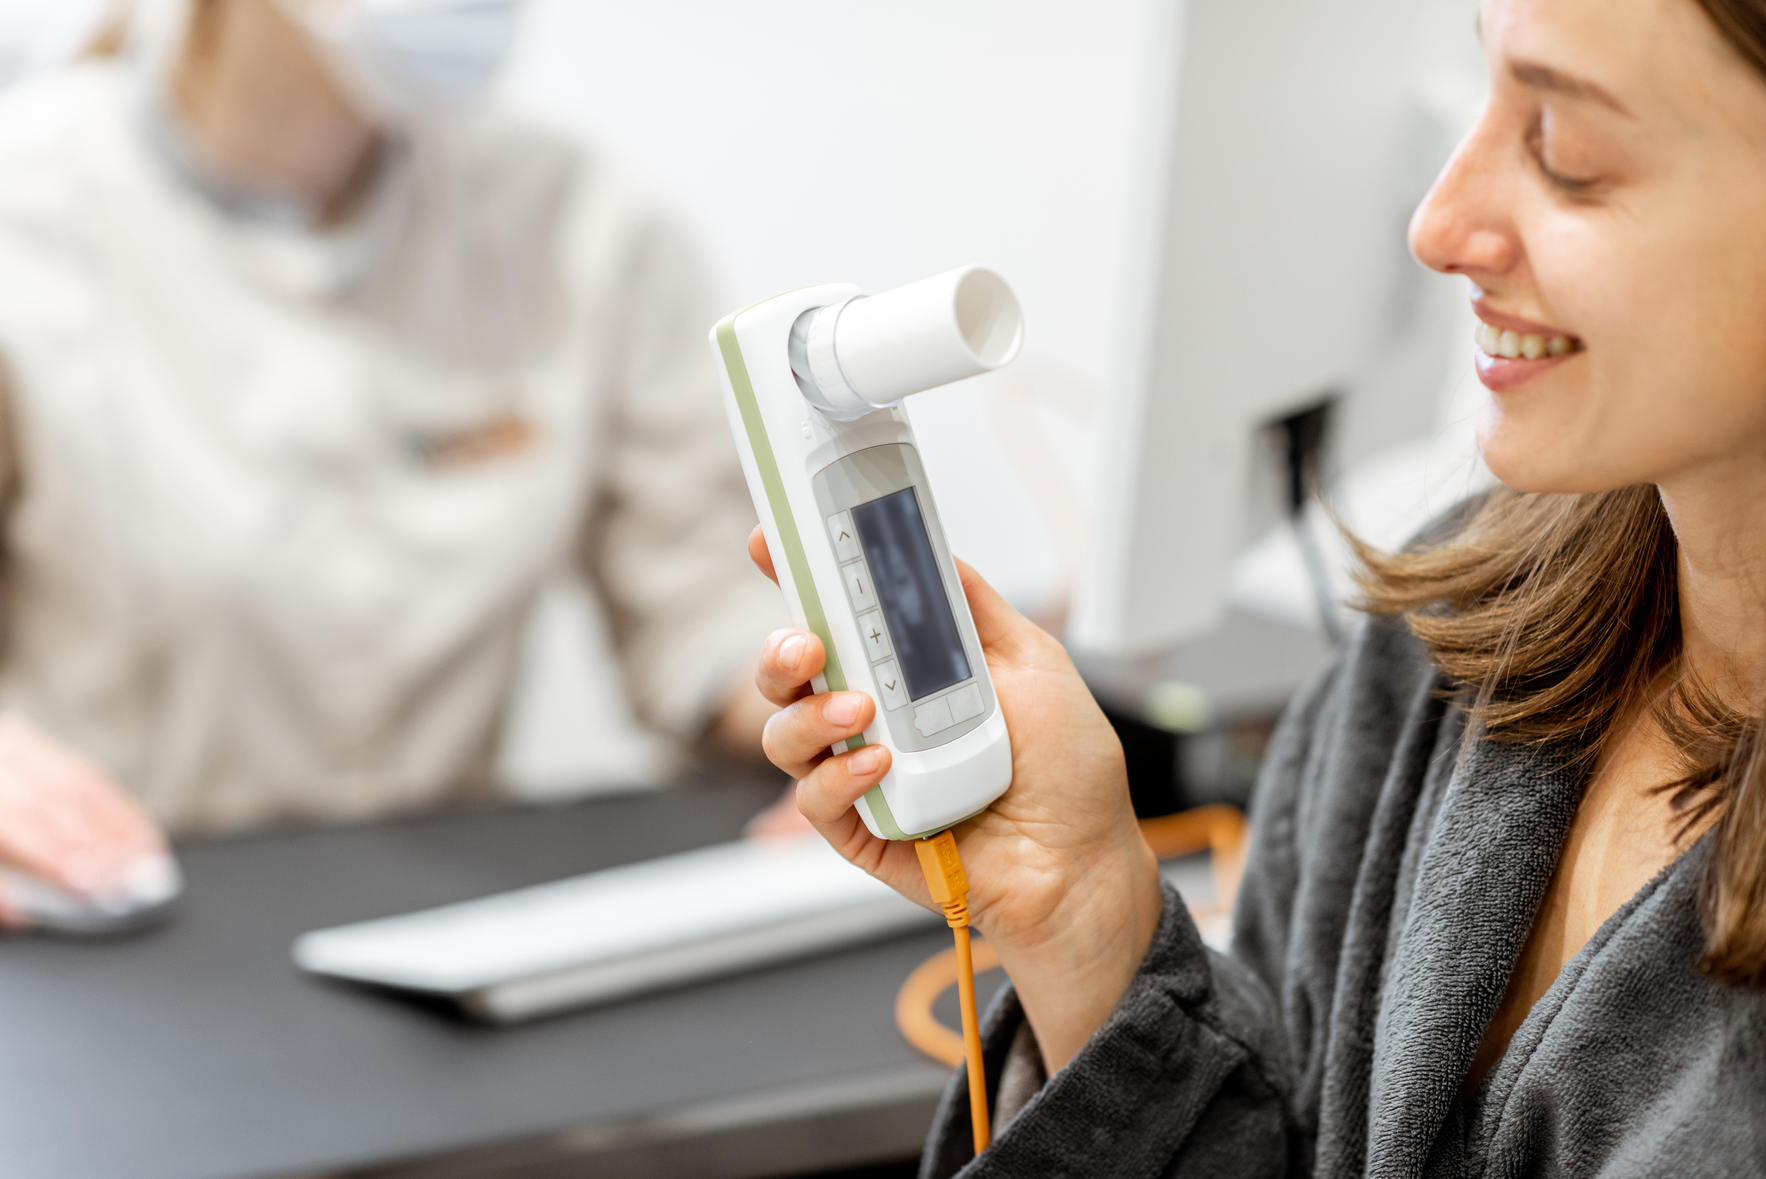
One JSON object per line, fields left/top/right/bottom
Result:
{"left": 749, "top": 527, "right": 1164, "bottom": 1071}
{"left": 0, "top": 715, "right": 170, "bottom": 930}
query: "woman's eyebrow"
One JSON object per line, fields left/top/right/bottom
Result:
{"left": 1510, "top": 59, "right": 1634, "bottom": 117}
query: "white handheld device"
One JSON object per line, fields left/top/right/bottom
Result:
{"left": 711, "top": 267, "right": 1022, "bottom": 840}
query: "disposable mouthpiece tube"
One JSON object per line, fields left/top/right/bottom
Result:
{"left": 789, "top": 266, "right": 1024, "bottom": 420}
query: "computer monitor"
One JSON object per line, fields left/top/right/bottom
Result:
{"left": 1068, "top": 0, "right": 1480, "bottom": 655}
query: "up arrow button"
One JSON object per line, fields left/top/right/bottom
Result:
{"left": 828, "top": 511, "right": 861, "bottom": 563}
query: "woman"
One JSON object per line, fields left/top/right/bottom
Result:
{"left": 754, "top": 0, "right": 1766, "bottom": 1173}
{"left": 0, "top": 0, "right": 779, "bottom": 924}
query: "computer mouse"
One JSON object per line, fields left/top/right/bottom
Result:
{"left": 0, "top": 852, "right": 183, "bottom": 936}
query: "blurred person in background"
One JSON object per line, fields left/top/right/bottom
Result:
{"left": 0, "top": 0, "right": 781, "bottom": 926}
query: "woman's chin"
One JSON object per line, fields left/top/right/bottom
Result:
{"left": 1476, "top": 400, "right": 1605, "bottom": 494}
{"left": 1476, "top": 409, "right": 1541, "bottom": 491}
{"left": 1479, "top": 440, "right": 1639, "bottom": 496}
{"left": 1477, "top": 421, "right": 1596, "bottom": 495}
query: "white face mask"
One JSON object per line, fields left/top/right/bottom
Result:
{"left": 276, "top": 0, "right": 526, "bottom": 124}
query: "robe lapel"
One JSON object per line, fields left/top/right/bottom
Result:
{"left": 1364, "top": 734, "right": 1584, "bottom": 1176}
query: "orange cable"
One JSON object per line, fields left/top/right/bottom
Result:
{"left": 951, "top": 922, "right": 987, "bottom": 1148}
{"left": 895, "top": 935, "right": 999, "bottom": 1067}
{"left": 894, "top": 806, "right": 1251, "bottom": 1139}
{"left": 914, "top": 829, "right": 990, "bottom": 1156}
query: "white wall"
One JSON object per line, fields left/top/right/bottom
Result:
{"left": 494, "top": 0, "right": 1178, "bottom": 615}
{"left": 0, "top": 0, "right": 108, "bottom": 87}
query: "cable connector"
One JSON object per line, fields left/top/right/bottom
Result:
{"left": 915, "top": 828, "right": 971, "bottom": 929}
{"left": 915, "top": 827, "right": 989, "bottom": 1155}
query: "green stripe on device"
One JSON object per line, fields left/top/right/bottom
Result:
{"left": 717, "top": 314, "right": 934, "bottom": 841}
{"left": 716, "top": 315, "right": 855, "bottom": 703}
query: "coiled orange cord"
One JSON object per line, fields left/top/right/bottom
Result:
{"left": 914, "top": 829, "right": 989, "bottom": 1156}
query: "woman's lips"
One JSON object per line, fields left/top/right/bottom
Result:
{"left": 1475, "top": 349, "right": 1579, "bottom": 392}
{"left": 1471, "top": 309, "right": 1583, "bottom": 392}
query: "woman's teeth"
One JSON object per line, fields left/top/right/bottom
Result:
{"left": 1475, "top": 321, "right": 1576, "bottom": 360}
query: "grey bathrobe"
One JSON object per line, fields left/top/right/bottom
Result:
{"left": 921, "top": 614, "right": 1766, "bottom": 1178}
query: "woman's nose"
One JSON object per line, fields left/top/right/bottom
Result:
{"left": 1409, "top": 118, "right": 1519, "bottom": 279}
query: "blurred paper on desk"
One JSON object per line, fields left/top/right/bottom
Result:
{"left": 292, "top": 836, "right": 938, "bottom": 1023}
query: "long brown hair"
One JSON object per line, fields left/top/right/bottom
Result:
{"left": 1360, "top": 1, "right": 1766, "bottom": 989}
{"left": 1360, "top": 481, "right": 1766, "bottom": 985}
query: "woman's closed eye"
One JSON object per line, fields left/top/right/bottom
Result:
{"left": 1526, "top": 114, "right": 1606, "bottom": 197}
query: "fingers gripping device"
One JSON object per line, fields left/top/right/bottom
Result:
{"left": 710, "top": 267, "right": 1019, "bottom": 841}
{"left": 711, "top": 268, "right": 1022, "bottom": 1154}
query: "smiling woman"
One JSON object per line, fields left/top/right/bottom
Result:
{"left": 748, "top": 0, "right": 1766, "bottom": 1175}
{"left": 1377, "top": 0, "right": 1766, "bottom": 990}
{"left": 1355, "top": 0, "right": 1766, "bottom": 1094}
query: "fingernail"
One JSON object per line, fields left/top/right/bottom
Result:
{"left": 60, "top": 848, "right": 118, "bottom": 895}
{"left": 778, "top": 633, "right": 806, "bottom": 670}
{"left": 824, "top": 693, "right": 863, "bottom": 726}
{"left": 848, "top": 746, "right": 885, "bottom": 775}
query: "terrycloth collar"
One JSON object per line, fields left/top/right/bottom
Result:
{"left": 1366, "top": 733, "right": 1585, "bottom": 1175}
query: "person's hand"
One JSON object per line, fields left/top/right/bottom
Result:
{"left": 0, "top": 715, "right": 170, "bottom": 930}
{"left": 748, "top": 527, "right": 1164, "bottom": 1071}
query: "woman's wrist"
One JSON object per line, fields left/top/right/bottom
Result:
{"left": 986, "top": 831, "right": 1166, "bottom": 1074}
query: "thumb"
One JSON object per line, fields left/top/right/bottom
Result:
{"left": 954, "top": 558, "right": 1060, "bottom": 665}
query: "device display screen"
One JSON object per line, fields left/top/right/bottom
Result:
{"left": 852, "top": 487, "right": 971, "bottom": 700}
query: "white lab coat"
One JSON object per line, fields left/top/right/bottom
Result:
{"left": 0, "top": 63, "right": 779, "bottom": 833}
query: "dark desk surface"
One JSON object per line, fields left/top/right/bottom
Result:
{"left": 0, "top": 776, "right": 1003, "bottom": 1179}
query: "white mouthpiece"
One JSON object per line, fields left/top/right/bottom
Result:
{"left": 789, "top": 266, "right": 1023, "bottom": 420}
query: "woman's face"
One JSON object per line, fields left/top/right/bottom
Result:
{"left": 1411, "top": 0, "right": 1766, "bottom": 494}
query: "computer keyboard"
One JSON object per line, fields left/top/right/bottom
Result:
{"left": 293, "top": 835, "right": 938, "bottom": 1023}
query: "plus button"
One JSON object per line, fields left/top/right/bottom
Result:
{"left": 857, "top": 610, "right": 892, "bottom": 663}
